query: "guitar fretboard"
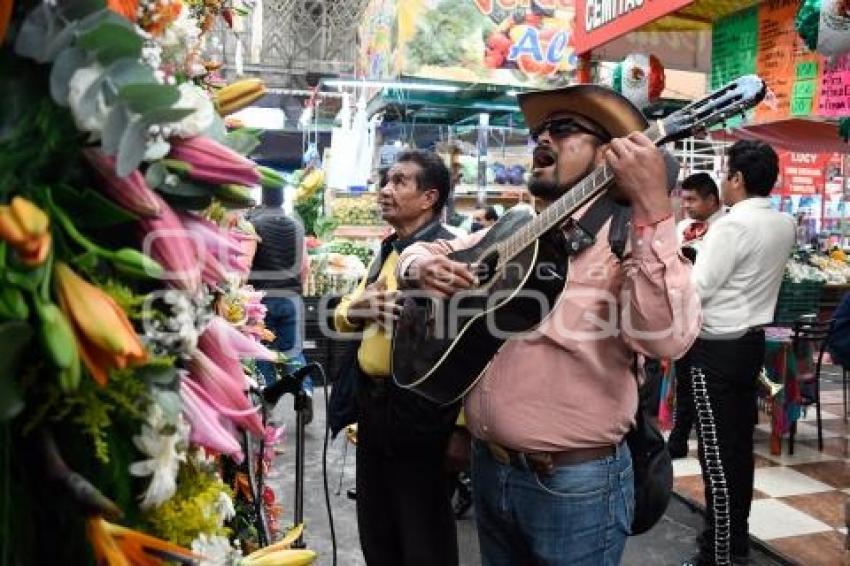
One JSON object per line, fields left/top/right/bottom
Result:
{"left": 496, "top": 122, "right": 663, "bottom": 263}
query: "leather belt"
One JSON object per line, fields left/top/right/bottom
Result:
{"left": 487, "top": 442, "right": 615, "bottom": 475}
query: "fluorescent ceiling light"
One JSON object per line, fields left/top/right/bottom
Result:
{"left": 323, "top": 79, "right": 461, "bottom": 93}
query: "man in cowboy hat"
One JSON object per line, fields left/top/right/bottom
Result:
{"left": 397, "top": 84, "right": 701, "bottom": 564}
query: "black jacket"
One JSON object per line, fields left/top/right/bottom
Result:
{"left": 247, "top": 206, "right": 304, "bottom": 292}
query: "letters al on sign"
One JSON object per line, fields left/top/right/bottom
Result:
{"left": 574, "top": 0, "right": 695, "bottom": 53}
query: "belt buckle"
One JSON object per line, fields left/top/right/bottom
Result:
{"left": 527, "top": 453, "right": 555, "bottom": 475}
{"left": 488, "top": 443, "right": 511, "bottom": 465}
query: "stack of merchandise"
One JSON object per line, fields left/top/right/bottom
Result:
{"left": 304, "top": 239, "right": 370, "bottom": 297}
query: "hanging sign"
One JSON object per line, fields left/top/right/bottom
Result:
{"left": 396, "top": 0, "right": 578, "bottom": 86}
{"left": 817, "top": 52, "right": 850, "bottom": 116}
{"left": 573, "top": 0, "right": 695, "bottom": 53}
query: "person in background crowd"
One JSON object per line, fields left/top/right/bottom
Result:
{"left": 471, "top": 205, "right": 500, "bottom": 232}
{"left": 676, "top": 172, "right": 726, "bottom": 260}
{"left": 682, "top": 140, "right": 795, "bottom": 566}
{"left": 247, "top": 183, "right": 313, "bottom": 421}
{"left": 334, "top": 150, "right": 461, "bottom": 566}
{"left": 398, "top": 85, "right": 700, "bottom": 565}
{"left": 669, "top": 172, "right": 725, "bottom": 458}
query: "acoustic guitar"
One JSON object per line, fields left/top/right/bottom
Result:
{"left": 392, "top": 75, "right": 767, "bottom": 405}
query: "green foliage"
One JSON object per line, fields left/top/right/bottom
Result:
{"left": 58, "top": 364, "right": 149, "bottom": 464}
{"left": 144, "top": 457, "right": 233, "bottom": 546}
{"left": 294, "top": 192, "right": 323, "bottom": 237}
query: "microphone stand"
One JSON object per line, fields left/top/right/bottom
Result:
{"left": 262, "top": 362, "right": 317, "bottom": 549}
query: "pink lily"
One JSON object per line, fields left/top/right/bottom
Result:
{"left": 83, "top": 149, "right": 163, "bottom": 217}
{"left": 137, "top": 193, "right": 202, "bottom": 293}
{"left": 201, "top": 316, "right": 276, "bottom": 363}
{"left": 181, "top": 213, "right": 251, "bottom": 277}
{"left": 263, "top": 424, "right": 284, "bottom": 462}
{"left": 168, "top": 136, "right": 261, "bottom": 187}
{"left": 201, "top": 248, "right": 229, "bottom": 289}
{"left": 187, "top": 348, "right": 264, "bottom": 436}
{"left": 180, "top": 378, "right": 244, "bottom": 462}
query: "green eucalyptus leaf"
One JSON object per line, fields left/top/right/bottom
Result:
{"left": 102, "top": 103, "right": 130, "bottom": 156}
{"left": 43, "top": 20, "right": 81, "bottom": 63}
{"left": 118, "top": 84, "right": 181, "bottom": 115}
{"left": 0, "top": 321, "right": 33, "bottom": 421}
{"left": 50, "top": 47, "right": 89, "bottom": 106}
{"left": 144, "top": 161, "right": 168, "bottom": 189}
{"left": 141, "top": 107, "right": 195, "bottom": 126}
{"left": 137, "top": 364, "right": 178, "bottom": 386}
{"left": 203, "top": 113, "right": 228, "bottom": 142}
{"left": 116, "top": 116, "right": 148, "bottom": 177}
{"left": 104, "top": 58, "right": 157, "bottom": 89}
{"left": 58, "top": 0, "right": 108, "bottom": 21}
{"left": 78, "top": 68, "right": 109, "bottom": 126}
{"left": 77, "top": 23, "right": 143, "bottom": 65}
{"left": 14, "top": 4, "right": 58, "bottom": 61}
{"left": 152, "top": 389, "right": 182, "bottom": 422}
{"left": 224, "top": 130, "right": 262, "bottom": 156}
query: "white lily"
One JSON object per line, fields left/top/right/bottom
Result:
{"left": 191, "top": 533, "right": 241, "bottom": 566}
{"left": 129, "top": 404, "right": 190, "bottom": 509}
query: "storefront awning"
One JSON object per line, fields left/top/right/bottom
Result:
{"left": 575, "top": 0, "right": 759, "bottom": 53}
{"left": 711, "top": 120, "right": 850, "bottom": 154}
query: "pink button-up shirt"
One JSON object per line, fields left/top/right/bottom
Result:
{"left": 398, "top": 214, "right": 700, "bottom": 451}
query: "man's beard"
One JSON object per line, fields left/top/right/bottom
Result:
{"left": 527, "top": 161, "right": 597, "bottom": 200}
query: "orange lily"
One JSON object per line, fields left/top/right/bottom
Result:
{"left": 0, "top": 0, "right": 13, "bottom": 44}
{"left": 0, "top": 196, "right": 51, "bottom": 266}
{"left": 107, "top": 0, "right": 139, "bottom": 21}
{"left": 54, "top": 262, "right": 147, "bottom": 386}
{"left": 87, "top": 516, "right": 200, "bottom": 566}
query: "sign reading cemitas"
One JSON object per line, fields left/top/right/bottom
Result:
{"left": 574, "top": 0, "right": 695, "bottom": 53}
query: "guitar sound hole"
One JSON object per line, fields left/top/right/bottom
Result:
{"left": 474, "top": 249, "right": 500, "bottom": 286}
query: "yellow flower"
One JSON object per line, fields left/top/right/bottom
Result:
{"left": 0, "top": 196, "right": 51, "bottom": 266}
{"left": 54, "top": 263, "right": 147, "bottom": 386}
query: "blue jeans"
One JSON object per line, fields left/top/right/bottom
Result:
{"left": 256, "top": 295, "right": 312, "bottom": 393}
{"left": 472, "top": 440, "right": 634, "bottom": 566}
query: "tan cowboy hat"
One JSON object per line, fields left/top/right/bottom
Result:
{"left": 517, "top": 84, "right": 648, "bottom": 139}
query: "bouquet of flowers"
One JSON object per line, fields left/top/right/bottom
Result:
{"left": 0, "top": 0, "right": 314, "bottom": 563}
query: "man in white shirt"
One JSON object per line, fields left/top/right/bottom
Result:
{"left": 669, "top": 173, "right": 725, "bottom": 458}
{"left": 682, "top": 141, "right": 795, "bottom": 566}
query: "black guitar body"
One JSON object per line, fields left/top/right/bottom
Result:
{"left": 392, "top": 207, "right": 569, "bottom": 404}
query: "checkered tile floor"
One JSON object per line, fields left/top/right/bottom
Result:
{"left": 672, "top": 389, "right": 850, "bottom": 566}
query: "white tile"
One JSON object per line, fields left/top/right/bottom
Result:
{"left": 673, "top": 457, "right": 702, "bottom": 478}
{"left": 792, "top": 422, "right": 841, "bottom": 440}
{"left": 753, "top": 466, "right": 833, "bottom": 497}
{"left": 797, "top": 408, "right": 841, "bottom": 422}
{"left": 748, "top": 499, "right": 833, "bottom": 540}
{"left": 754, "top": 441, "right": 840, "bottom": 465}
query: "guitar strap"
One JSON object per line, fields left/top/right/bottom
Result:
{"left": 566, "top": 193, "right": 631, "bottom": 261}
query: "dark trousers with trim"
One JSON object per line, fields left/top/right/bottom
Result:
{"left": 355, "top": 372, "right": 460, "bottom": 566}
{"left": 686, "top": 331, "right": 764, "bottom": 563}
{"left": 669, "top": 356, "right": 696, "bottom": 449}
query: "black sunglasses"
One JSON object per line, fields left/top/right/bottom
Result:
{"left": 530, "top": 118, "right": 610, "bottom": 143}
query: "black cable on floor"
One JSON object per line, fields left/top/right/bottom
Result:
{"left": 318, "top": 364, "right": 338, "bottom": 566}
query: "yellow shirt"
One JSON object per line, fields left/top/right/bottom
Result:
{"left": 334, "top": 251, "right": 399, "bottom": 377}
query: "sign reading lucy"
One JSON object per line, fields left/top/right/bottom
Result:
{"left": 574, "top": 0, "right": 695, "bottom": 53}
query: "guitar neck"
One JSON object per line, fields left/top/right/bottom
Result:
{"left": 498, "top": 121, "right": 665, "bottom": 261}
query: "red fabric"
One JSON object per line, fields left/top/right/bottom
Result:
{"left": 682, "top": 220, "right": 707, "bottom": 243}
{"left": 710, "top": 120, "right": 850, "bottom": 154}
